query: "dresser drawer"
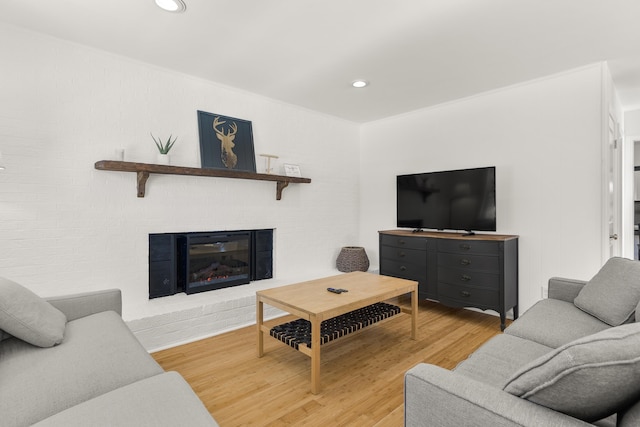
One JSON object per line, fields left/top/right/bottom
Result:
{"left": 437, "top": 266, "right": 500, "bottom": 290}
{"left": 380, "top": 234, "right": 427, "bottom": 251}
{"left": 381, "top": 246, "right": 426, "bottom": 265}
{"left": 437, "top": 282, "right": 499, "bottom": 308}
{"left": 437, "top": 252, "right": 499, "bottom": 273}
{"left": 437, "top": 239, "right": 500, "bottom": 255}
{"left": 380, "top": 259, "right": 427, "bottom": 283}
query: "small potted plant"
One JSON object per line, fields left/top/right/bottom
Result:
{"left": 151, "top": 133, "right": 177, "bottom": 165}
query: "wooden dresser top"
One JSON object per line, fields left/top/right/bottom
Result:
{"left": 379, "top": 229, "right": 519, "bottom": 241}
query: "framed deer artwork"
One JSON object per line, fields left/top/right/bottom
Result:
{"left": 197, "top": 110, "right": 257, "bottom": 173}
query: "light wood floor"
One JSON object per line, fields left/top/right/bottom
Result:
{"left": 152, "top": 299, "right": 508, "bottom": 426}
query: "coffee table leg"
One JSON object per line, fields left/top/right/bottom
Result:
{"left": 411, "top": 287, "right": 418, "bottom": 340}
{"left": 257, "top": 297, "right": 264, "bottom": 357}
{"left": 310, "top": 316, "right": 321, "bottom": 394}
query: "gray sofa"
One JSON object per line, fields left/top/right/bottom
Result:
{"left": 405, "top": 257, "right": 640, "bottom": 427}
{"left": 0, "top": 277, "right": 218, "bottom": 427}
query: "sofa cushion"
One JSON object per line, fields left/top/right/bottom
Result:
{"left": 454, "top": 334, "right": 553, "bottom": 388}
{"left": 503, "top": 323, "right": 640, "bottom": 422}
{"left": 0, "top": 276, "right": 67, "bottom": 347}
{"left": 32, "top": 372, "right": 218, "bottom": 427}
{"left": 0, "top": 310, "right": 164, "bottom": 427}
{"left": 574, "top": 257, "right": 640, "bottom": 326}
{"left": 505, "top": 298, "right": 610, "bottom": 348}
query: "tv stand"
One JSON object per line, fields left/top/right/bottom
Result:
{"left": 379, "top": 230, "right": 518, "bottom": 330}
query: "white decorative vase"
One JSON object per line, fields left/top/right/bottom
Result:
{"left": 156, "top": 153, "right": 170, "bottom": 165}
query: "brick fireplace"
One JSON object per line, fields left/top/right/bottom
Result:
{"left": 148, "top": 229, "right": 273, "bottom": 298}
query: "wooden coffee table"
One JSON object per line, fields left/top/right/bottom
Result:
{"left": 256, "top": 271, "right": 418, "bottom": 393}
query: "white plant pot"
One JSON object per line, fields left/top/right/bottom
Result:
{"left": 156, "top": 153, "right": 170, "bottom": 165}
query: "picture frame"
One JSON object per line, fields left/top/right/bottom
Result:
{"left": 283, "top": 164, "right": 302, "bottom": 177}
{"left": 197, "top": 110, "right": 256, "bottom": 172}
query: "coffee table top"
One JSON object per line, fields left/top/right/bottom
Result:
{"left": 256, "top": 272, "right": 417, "bottom": 320}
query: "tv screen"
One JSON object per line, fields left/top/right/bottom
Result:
{"left": 396, "top": 166, "right": 496, "bottom": 233}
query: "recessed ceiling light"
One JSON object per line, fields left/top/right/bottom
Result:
{"left": 352, "top": 80, "right": 369, "bottom": 88}
{"left": 155, "top": 0, "right": 186, "bottom": 13}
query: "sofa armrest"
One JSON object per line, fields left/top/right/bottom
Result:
{"left": 46, "top": 289, "right": 122, "bottom": 321}
{"left": 547, "top": 277, "right": 587, "bottom": 303}
{"left": 404, "top": 364, "right": 591, "bottom": 427}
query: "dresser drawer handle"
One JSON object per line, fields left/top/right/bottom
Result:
{"left": 398, "top": 251, "right": 406, "bottom": 258}
{"left": 400, "top": 265, "right": 407, "bottom": 271}
{"left": 398, "top": 239, "right": 406, "bottom": 245}
{"left": 461, "top": 274, "right": 472, "bottom": 282}
{"left": 460, "top": 258, "right": 471, "bottom": 266}
{"left": 460, "top": 291, "right": 471, "bottom": 298}
{"left": 460, "top": 244, "right": 471, "bottom": 250}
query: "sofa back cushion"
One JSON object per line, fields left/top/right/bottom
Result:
{"left": 503, "top": 323, "right": 640, "bottom": 422}
{"left": 0, "top": 277, "right": 67, "bottom": 347}
{"left": 574, "top": 257, "right": 640, "bottom": 326}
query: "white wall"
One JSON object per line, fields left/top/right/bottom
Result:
{"left": 359, "top": 64, "right": 606, "bottom": 314}
{"left": 0, "top": 24, "right": 361, "bottom": 348}
{"left": 625, "top": 110, "right": 640, "bottom": 136}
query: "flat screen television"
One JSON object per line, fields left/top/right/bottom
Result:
{"left": 396, "top": 166, "right": 496, "bottom": 234}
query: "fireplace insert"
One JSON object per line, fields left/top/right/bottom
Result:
{"left": 178, "top": 232, "right": 251, "bottom": 294}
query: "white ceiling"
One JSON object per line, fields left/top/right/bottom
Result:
{"left": 3, "top": 0, "right": 640, "bottom": 123}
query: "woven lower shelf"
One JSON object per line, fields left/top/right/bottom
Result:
{"left": 269, "top": 302, "right": 401, "bottom": 350}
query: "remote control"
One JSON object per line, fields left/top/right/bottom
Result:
{"left": 327, "top": 288, "right": 342, "bottom": 294}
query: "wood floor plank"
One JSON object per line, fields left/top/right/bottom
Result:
{"left": 152, "top": 300, "right": 508, "bottom": 426}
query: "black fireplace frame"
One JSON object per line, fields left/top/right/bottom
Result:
{"left": 148, "top": 229, "right": 273, "bottom": 299}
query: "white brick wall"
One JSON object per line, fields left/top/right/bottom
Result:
{"left": 0, "top": 24, "right": 361, "bottom": 350}
{"left": 129, "top": 276, "right": 310, "bottom": 351}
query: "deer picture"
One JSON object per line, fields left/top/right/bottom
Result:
{"left": 212, "top": 116, "right": 238, "bottom": 169}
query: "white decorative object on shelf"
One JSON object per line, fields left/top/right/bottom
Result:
{"left": 260, "top": 154, "right": 279, "bottom": 174}
{"left": 156, "top": 153, "right": 170, "bottom": 165}
{"left": 283, "top": 164, "right": 302, "bottom": 177}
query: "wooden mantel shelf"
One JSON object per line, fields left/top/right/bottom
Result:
{"left": 94, "top": 160, "right": 311, "bottom": 200}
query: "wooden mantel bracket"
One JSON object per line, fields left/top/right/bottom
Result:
{"left": 94, "top": 160, "right": 311, "bottom": 200}
{"left": 276, "top": 181, "right": 289, "bottom": 201}
{"left": 136, "top": 171, "right": 150, "bottom": 198}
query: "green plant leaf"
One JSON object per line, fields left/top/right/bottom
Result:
{"left": 151, "top": 132, "right": 177, "bottom": 154}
